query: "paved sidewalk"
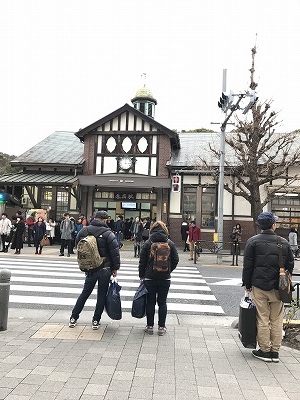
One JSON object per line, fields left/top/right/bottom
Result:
{"left": 1, "top": 243, "right": 300, "bottom": 399}
{"left": 1, "top": 311, "right": 300, "bottom": 400}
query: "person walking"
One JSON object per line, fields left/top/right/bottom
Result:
{"left": 242, "top": 211, "right": 294, "bottom": 363}
{"left": 141, "top": 217, "right": 150, "bottom": 242}
{"left": 59, "top": 213, "right": 75, "bottom": 257}
{"left": 188, "top": 220, "right": 201, "bottom": 260}
{"left": 33, "top": 217, "right": 47, "bottom": 254}
{"left": 130, "top": 216, "right": 143, "bottom": 257}
{"left": 114, "top": 215, "right": 124, "bottom": 248}
{"left": 288, "top": 226, "right": 299, "bottom": 259}
{"left": 181, "top": 219, "right": 189, "bottom": 252}
{"left": 230, "top": 223, "right": 242, "bottom": 266}
{"left": 0, "top": 213, "right": 11, "bottom": 252}
{"left": 48, "top": 218, "right": 56, "bottom": 245}
{"left": 10, "top": 215, "right": 26, "bottom": 254}
{"left": 26, "top": 212, "right": 35, "bottom": 247}
{"left": 69, "top": 210, "right": 120, "bottom": 329}
{"left": 138, "top": 221, "right": 179, "bottom": 336}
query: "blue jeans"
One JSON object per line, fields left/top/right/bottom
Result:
{"left": 71, "top": 268, "right": 111, "bottom": 322}
{"left": 144, "top": 279, "right": 171, "bottom": 328}
{"left": 115, "top": 231, "right": 122, "bottom": 247}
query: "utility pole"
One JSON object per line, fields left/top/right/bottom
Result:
{"left": 215, "top": 73, "right": 254, "bottom": 263}
{"left": 216, "top": 69, "right": 226, "bottom": 264}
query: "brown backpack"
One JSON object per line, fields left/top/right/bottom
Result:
{"left": 150, "top": 241, "right": 171, "bottom": 272}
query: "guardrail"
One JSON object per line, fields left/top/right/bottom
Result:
{"left": 292, "top": 273, "right": 300, "bottom": 307}
{"left": 193, "top": 240, "right": 245, "bottom": 264}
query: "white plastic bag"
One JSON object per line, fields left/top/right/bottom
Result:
{"left": 240, "top": 291, "right": 255, "bottom": 309}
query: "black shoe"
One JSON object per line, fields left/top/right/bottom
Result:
{"left": 92, "top": 320, "right": 100, "bottom": 330}
{"left": 69, "top": 317, "right": 77, "bottom": 328}
{"left": 271, "top": 352, "right": 279, "bottom": 363}
{"left": 28, "top": 245, "right": 32, "bottom": 247}
{"left": 59, "top": 253, "right": 64, "bottom": 256}
{"left": 0, "top": 250, "right": 5, "bottom": 252}
{"left": 67, "top": 254, "right": 70, "bottom": 257}
{"left": 252, "top": 349, "right": 272, "bottom": 362}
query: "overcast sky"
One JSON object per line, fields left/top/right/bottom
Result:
{"left": 1, "top": 1, "right": 298, "bottom": 156}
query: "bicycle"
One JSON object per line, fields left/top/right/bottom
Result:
{"left": 193, "top": 240, "right": 203, "bottom": 264}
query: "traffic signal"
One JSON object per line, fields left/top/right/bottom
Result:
{"left": 242, "top": 90, "right": 259, "bottom": 114}
{"left": 172, "top": 175, "right": 181, "bottom": 192}
{"left": 217, "top": 91, "right": 233, "bottom": 112}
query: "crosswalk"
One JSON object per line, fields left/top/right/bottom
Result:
{"left": 1, "top": 257, "right": 224, "bottom": 315}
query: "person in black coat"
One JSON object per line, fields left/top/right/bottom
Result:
{"left": 33, "top": 217, "right": 47, "bottom": 254}
{"left": 10, "top": 216, "right": 26, "bottom": 254}
{"left": 181, "top": 219, "right": 189, "bottom": 251}
{"left": 69, "top": 210, "right": 121, "bottom": 330}
{"left": 130, "top": 216, "right": 143, "bottom": 257}
{"left": 139, "top": 221, "right": 179, "bottom": 336}
{"left": 242, "top": 212, "right": 294, "bottom": 363}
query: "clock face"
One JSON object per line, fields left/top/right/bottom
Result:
{"left": 119, "top": 156, "right": 133, "bottom": 171}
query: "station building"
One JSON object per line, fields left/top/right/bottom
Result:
{"left": 0, "top": 86, "right": 299, "bottom": 245}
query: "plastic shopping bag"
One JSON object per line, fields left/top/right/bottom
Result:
{"left": 105, "top": 278, "right": 122, "bottom": 320}
{"left": 131, "top": 281, "right": 148, "bottom": 318}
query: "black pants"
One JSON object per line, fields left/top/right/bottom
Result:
{"left": 1, "top": 234, "right": 8, "bottom": 252}
{"left": 60, "top": 239, "right": 72, "bottom": 255}
{"left": 144, "top": 279, "right": 171, "bottom": 328}
{"left": 71, "top": 268, "right": 111, "bottom": 322}
{"left": 27, "top": 229, "right": 34, "bottom": 245}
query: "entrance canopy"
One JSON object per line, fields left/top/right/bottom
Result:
{"left": 78, "top": 174, "right": 171, "bottom": 189}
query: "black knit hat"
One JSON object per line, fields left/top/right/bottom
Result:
{"left": 95, "top": 210, "right": 109, "bottom": 219}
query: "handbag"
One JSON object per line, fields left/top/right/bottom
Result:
{"left": 277, "top": 237, "right": 292, "bottom": 303}
{"left": 40, "top": 235, "right": 50, "bottom": 247}
{"left": 131, "top": 281, "right": 148, "bottom": 318}
{"left": 105, "top": 278, "right": 122, "bottom": 320}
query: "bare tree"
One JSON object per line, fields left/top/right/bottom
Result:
{"left": 203, "top": 46, "right": 300, "bottom": 231}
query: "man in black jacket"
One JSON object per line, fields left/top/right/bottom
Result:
{"left": 242, "top": 212, "right": 294, "bottom": 362}
{"left": 69, "top": 210, "right": 120, "bottom": 330}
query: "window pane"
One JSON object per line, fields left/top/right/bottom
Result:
{"left": 183, "top": 189, "right": 197, "bottom": 221}
{"left": 201, "top": 187, "right": 216, "bottom": 228}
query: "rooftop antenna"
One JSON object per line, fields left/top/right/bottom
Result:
{"left": 141, "top": 72, "right": 147, "bottom": 87}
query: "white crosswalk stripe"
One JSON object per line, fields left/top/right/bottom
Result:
{"left": 1, "top": 257, "right": 225, "bottom": 315}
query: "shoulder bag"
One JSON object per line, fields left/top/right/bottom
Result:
{"left": 277, "top": 236, "right": 292, "bottom": 303}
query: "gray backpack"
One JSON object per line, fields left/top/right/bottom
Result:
{"left": 77, "top": 228, "right": 106, "bottom": 272}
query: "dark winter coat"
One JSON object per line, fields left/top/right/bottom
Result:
{"left": 139, "top": 226, "right": 179, "bottom": 280}
{"left": 242, "top": 229, "right": 294, "bottom": 291}
{"left": 181, "top": 222, "right": 189, "bottom": 241}
{"left": 33, "top": 221, "right": 47, "bottom": 247}
{"left": 130, "top": 222, "right": 143, "bottom": 242}
{"left": 11, "top": 220, "right": 26, "bottom": 250}
{"left": 75, "top": 219, "right": 120, "bottom": 273}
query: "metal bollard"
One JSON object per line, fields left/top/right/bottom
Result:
{"left": 0, "top": 269, "right": 11, "bottom": 331}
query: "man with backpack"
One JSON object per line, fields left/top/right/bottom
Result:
{"left": 138, "top": 221, "right": 179, "bottom": 336}
{"left": 69, "top": 210, "right": 120, "bottom": 330}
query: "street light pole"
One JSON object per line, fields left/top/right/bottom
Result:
{"left": 216, "top": 69, "right": 226, "bottom": 264}
{"left": 216, "top": 91, "right": 246, "bottom": 263}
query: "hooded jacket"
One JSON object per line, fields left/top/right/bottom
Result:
{"left": 242, "top": 229, "right": 294, "bottom": 291}
{"left": 138, "top": 226, "right": 179, "bottom": 280}
{"left": 76, "top": 219, "right": 120, "bottom": 273}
